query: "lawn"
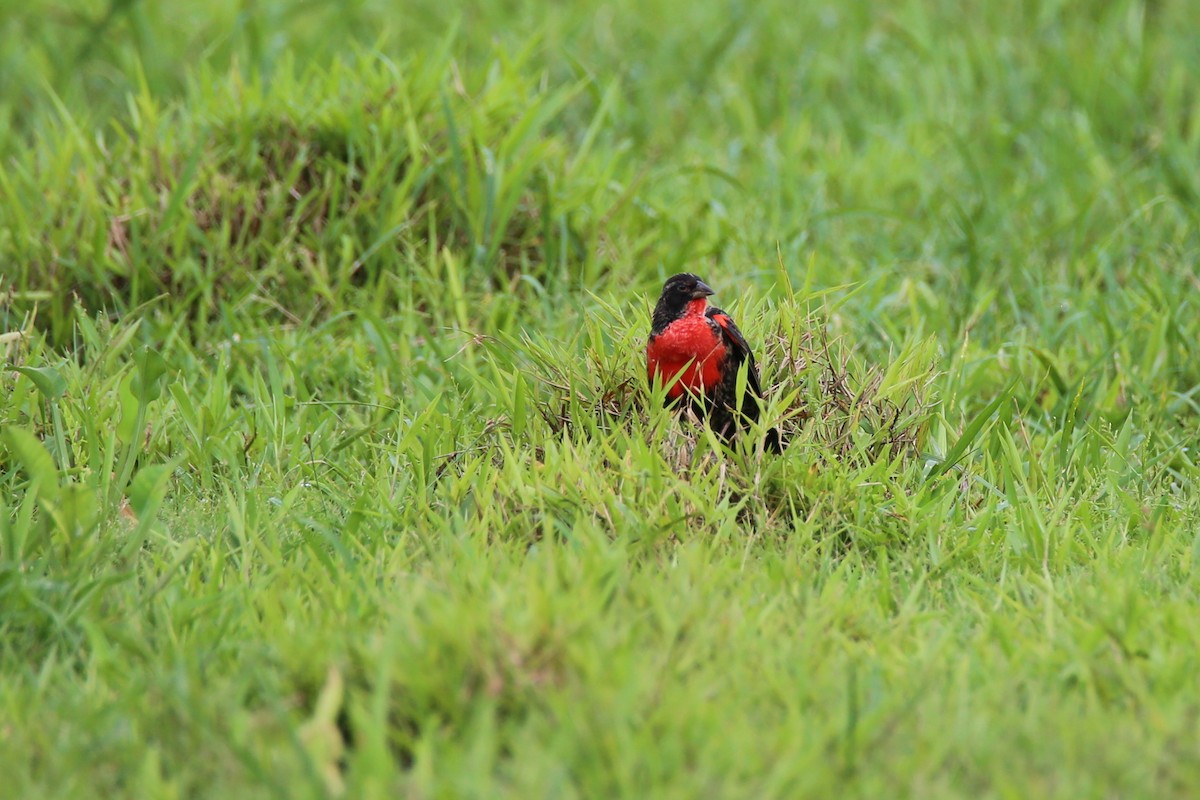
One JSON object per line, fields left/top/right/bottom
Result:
{"left": 3, "top": 0, "right": 1200, "bottom": 797}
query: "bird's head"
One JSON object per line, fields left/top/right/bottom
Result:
{"left": 651, "top": 272, "right": 716, "bottom": 332}
{"left": 660, "top": 273, "right": 715, "bottom": 303}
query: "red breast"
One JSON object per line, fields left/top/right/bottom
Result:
{"left": 646, "top": 299, "right": 726, "bottom": 398}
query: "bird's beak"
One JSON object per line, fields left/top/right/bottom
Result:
{"left": 691, "top": 281, "right": 715, "bottom": 299}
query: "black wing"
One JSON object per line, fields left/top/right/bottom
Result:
{"left": 706, "top": 306, "right": 764, "bottom": 422}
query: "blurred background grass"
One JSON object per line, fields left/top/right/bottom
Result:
{"left": 6, "top": 1, "right": 1198, "bottom": 344}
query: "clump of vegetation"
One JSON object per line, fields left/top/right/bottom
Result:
{"left": 513, "top": 291, "right": 938, "bottom": 470}
{"left": 759, "top": 310, "right": 938, "bottom": 463}
{"left": 2, "top": 51, "right": 642, "bottom": 343}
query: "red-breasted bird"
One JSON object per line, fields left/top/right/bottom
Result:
{"left": 646, "top": 273, "right": 782, "bottom": 451}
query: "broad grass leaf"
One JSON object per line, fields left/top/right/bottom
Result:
{"left": 13, "top": 365, "right": 66, "bottom": 400}
{"left": 2, "top": 427, "right": 61, "bottom": 502}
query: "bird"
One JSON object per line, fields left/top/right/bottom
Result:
{"left": 645, "top": 273, "right": 782, "bottom": 451}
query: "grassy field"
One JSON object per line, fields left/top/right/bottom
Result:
{"left": 3, "top": 0, "right": 1200, "bottom": 796}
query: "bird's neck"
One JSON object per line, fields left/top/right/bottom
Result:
{"left": 652, "top": 297, "right": 707, "bottom": 334}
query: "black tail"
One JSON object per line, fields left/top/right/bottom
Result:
{"left": 739, "top": 381, "right": 786, "bottom": 453}
{"left": 708, "top": 399, "right": 786, "bottom": 453}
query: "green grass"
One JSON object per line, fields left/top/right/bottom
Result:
{"left": 3, "top": 0, "right": 1200, "bottom": 797}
